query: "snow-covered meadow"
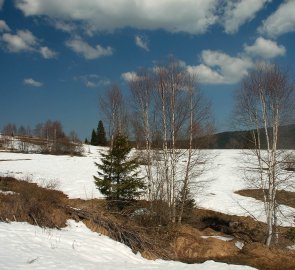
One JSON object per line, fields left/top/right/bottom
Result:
{"left": 0, "top": 146, "right": 294, "bottom": 269}
{"left": 0, "top": 146, "right": 104, "bottom": 200}
{"left": 1, "top": 147, "right": 294, "bottom": 226}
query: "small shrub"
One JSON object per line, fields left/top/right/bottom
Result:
{"left": 39, "top": 179, "right": 60, "bottom": 190}
{"left": 282, "top": 154, "right": 295, "bottom": 171}
{"left": 286, "top": 228, "right": 295, "bottom": 241}
{"left": 130, "top": 200, "right": 171, "bottom": 227}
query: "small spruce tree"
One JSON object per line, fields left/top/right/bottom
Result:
{"left": 94, "top": 134, "right": 145, "bottom": 207}
{"left": 96, "top": 120, "right": 107, "bottom": 146}
{"left": 90, "top": 129, "right": 97, "bottom": 146}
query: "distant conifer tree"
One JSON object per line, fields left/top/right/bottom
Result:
{"left": 96, "top": 120, "right": 107, "bottom": 146}
{"left": 90, "top": 129, "right": 97, "bottom": 145}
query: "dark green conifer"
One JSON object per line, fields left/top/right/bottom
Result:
{"left": 90, "top": 129, "right": 97, "bottom": 145}
{"left": 94, "top": 134, "right": 145, "bottom": 206}
{"left": 96, "top": 120, "right": 107, "bottom": 146}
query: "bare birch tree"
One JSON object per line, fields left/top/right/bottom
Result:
{"left": 129, "top": 58, "right": 213, "bottom": 223}
{"left": 99, "top": 84, "right": 128, "bottom": 147}
{"left": 129, "top": 69, "right": 154, "bottom": 201}
{"left": 235, "top": 63, "right": 295, "bottom": 246}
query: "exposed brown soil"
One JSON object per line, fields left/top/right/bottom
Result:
{"left": 235, "top": 189, "right": 295, "bottom": 209}
{"left": 1, "top": 176, "right": 295, "bottom": 270}
{"left": 217, "top": 243, "right": 295, "bottom": 270}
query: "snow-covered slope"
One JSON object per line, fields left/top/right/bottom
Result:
{"left": 0, "top": 220, "right": 257, "bottom": 270}
{"left": 197, "top": 150, "right": 295, "bottom": 227}
{"left": 0, "top": 145, "right": 104, "bottom": 199}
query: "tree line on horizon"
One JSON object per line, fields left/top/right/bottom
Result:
{"left": 0, "top": 120, "right": 83, "bottom": 155}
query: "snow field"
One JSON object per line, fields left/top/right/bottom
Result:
{"left": 0, "top": 148, "right": 294, "bottom": 226}
{"left": 0, "top": 146, "right": 104, "bottom": 199}
{"left": 0, "top": 220, "right": 257, "bottom": 270}
{"left": 196, "top": 150, "right": 295, "bottom": 227}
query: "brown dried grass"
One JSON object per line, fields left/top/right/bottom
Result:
{"left": 0, "top": 176, "right": 68, "bottom": 228}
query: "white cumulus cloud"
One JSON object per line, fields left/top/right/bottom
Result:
{"left": 259, "top": 0, "right": 295, "bottom": 37}
{"left": 244, "top": 37, "right": 286, "bottom": 59}
{"left": 2, "top": 30, "right": 36, "bottom": 52}
{"left": 188, "top": 50, "right": 253, "bottom": 84}
{"left": 53, "top": 20, "right": 77, "bottom": 33}
{"left": 187, "top": 64, "right": 224, "bottom": 84}
{"left": 135, "top": 35, "right": 149, "bottom": 51}
{"left": 123, "top": 51, "right": 253, "bottom": 85}
{"left": 15, "top": 0, "right": 277, "bottom": 35}
{"left": 121, "top": 72, "right": 139, "bottom": 82}
{"left": 0, "top": 20, "right": 10, "bottom": 32}
{"left": 1, "top": 29, "right": 57, "bottom": 59}
{"left": 75, "top": 74, "right": 110, "bottom": 88}
{"left": 222, "top": 0, "right": 270, "bottom": 34}
{"left": 40, "top": 46, "right": 57, "bottom": 59}
{"left": 66, "top": 38, "right": 113, "bottom": 60}
{"left": 23, "top": 78, "right": 43, "bottom": 87}
{"left": 15, "top": 0, "right": 218, "bottom": 34}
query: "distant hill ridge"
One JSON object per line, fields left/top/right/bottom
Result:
{"left": 210, "top": 124, "right": 295, "bottom": 149}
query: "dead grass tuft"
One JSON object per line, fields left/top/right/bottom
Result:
{"left": 236, "top": 189, "right": 295, "bottom": 209}
{"left": 0, "top": 176, "right": 68, "bottom": 228}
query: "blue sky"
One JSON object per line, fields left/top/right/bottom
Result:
{"left": 1, "top": 0, "right": 295, "bottom": 139}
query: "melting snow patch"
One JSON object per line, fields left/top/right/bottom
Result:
{"left": 201, "top": 235, "right": 234, "bottom": 241}
{"left": 235, "top": 241, "right": 244, "bottom": 250}
{"left": 0, "top": 190, "right": 17, "bottom": 195}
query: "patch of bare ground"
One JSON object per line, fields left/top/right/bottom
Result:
{"left": 0, "top": 176, "right": 69, "bottom": 228}
{"left": 236, "top": 189, "right": 295, "bottom": 209}
{"left": 1, "top": 176, "right": 295, "bottom": 270}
